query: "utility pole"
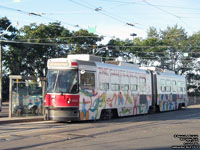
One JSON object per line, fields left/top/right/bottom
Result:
{"left": 130, "top": 33, "right": 137, "bottom": 63}
{"left": 0, "top": 23, "right": 14, "bottom": 111}
{"left": 0, "top": 23, "right": 14, "bottom": 110}
{"left": 0, "top": 41, "right": 2, "bottom": 110}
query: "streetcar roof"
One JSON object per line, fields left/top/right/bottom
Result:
{"left": 47, "top": 56, "right": 185, "bottom": 79}
{"left": 157, "top": 71, "right": 186, "bottom": 79}
{"left": 95, "top": 62, "right": 147, "bottom": 74}
{"left": 48, "top": 58, "right": 148, "bottom": 74}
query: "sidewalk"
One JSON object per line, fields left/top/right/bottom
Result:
{"left": 0, "top": 116, "right": 44, "bottom": 125}
{"left": 0, "top": 102, "right": 44, "bottom": 125}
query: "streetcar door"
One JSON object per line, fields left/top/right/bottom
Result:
{"left": 79, "top": 69, "right": 97, "bottom": 120}
{"left": 151, "top": 71, "right": 157, "bottom": 106}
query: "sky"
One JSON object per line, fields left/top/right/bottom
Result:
{"left": 0, "top": 0, "right": 200, "bottom": 43}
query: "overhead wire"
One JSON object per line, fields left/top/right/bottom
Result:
{"left": 0, "top": 39, "right": 60, "bottom": 46}
{"left": 98, "top": 0, "right": 200, "bottom": 11}
{"left": 0, "top": 4, "right": 143, "bottom": 42}
{"left": 0, "top": 4, "right": 121, "bottom": 40}
{"left": 142, "top": 0, "right": 193, "bottom": 32}
{"left": 79, "top": 0, "right": 145, "bottom": 28}
{"left": 0, "top": 5, "right": 78, "bottom": 28}
{"left": 2, "top": 39, "right": 200, "bottom": 51}
{"left": 95, "top": 0, "right": 200, "bottom": 29}
{"left": 15, "top": 35, "right": 102, "bottom": 42}
{"left": 0, "top": 1, "right": 199, "bottom": 46}
{"left": 68, "top": 0, "right": 145, "bottom": 28}
{"left": 95, "top": 0, "right": 200, "bottom": 32}
{"left": 0, "top": 1, "right": 199, "bottom": 69}
{"left": 68, "top": 0, "right": 127, "bottom": 24}
{"left": 1, "top": 39, "right": 200, "bottom": 64}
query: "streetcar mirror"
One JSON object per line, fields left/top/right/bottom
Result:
{"left": 80, "top": 70, "right": 85, "bottom": 74}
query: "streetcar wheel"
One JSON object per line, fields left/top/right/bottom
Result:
{"left": 100, "top": 109, "right": 118, "bottom": 120}
{"left": 178, "top": 103, "right": 183, "bottom": 110}
{"left": 148, "top": 106, "right": 156, "bottom": 114}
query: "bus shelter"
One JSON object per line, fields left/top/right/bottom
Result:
{"left": 9, "top": 75, "right": 46, "bottom": 118}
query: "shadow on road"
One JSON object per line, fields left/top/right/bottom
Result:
{"left": 66, "top": 106, "right": 200, "bottom": 125}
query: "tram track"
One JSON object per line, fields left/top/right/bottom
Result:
{"left": 0, "top": 106, "right": 199, "bottom": 143}
{"left": 0, "top": 106, "right": 199, "bottom": 150}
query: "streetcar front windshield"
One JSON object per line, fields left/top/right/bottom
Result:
{"left": 46, "top": 69, "right": 78, "bottom": 93}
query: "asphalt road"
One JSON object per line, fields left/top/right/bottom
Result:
{"left": 0, "top": 105, "right": 200, "bottom": 150}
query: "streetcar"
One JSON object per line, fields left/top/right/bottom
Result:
{"left": 44, "top": 54, "right": 188, "bottom": 121}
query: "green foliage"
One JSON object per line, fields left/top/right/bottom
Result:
{"left": 2, "top": 17, "right": 200, "bottom": 100}
{"left": 0, "top": 17, "right": 18, "bottom": 101}
{"left": 4, "top": 22, "right": 72, "bottom": 77}
{"left": 105, "top": 25, "right": 190, "bottom": 72}
{"left": 3, "top": 21, "right": 103, "bottom": 77}
{"left": 0, "top": 17, "right": 17, "bottom": 40}
{"left": 71, "top": 29, "right": 103, "bottom": 54}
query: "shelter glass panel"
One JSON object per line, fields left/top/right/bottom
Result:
{"left": 10, "top": 78, "right": 43, "bottom": 117}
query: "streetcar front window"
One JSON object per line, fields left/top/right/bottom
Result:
{"left": 46, "top": 69, "right": 78, "bottom": 93}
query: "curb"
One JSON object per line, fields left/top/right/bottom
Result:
{"left": 0, "top": 117, "right": 44, "bottom": 125}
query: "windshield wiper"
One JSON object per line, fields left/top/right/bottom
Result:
{"left": 46, "top": 83, "right": 55, "bottom": 93}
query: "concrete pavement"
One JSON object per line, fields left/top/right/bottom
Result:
{"left": 0, "top": 104, "right": 200, "bottom": 150}
{"left": 0, "top": 116, "right": 44, "bottom": 125}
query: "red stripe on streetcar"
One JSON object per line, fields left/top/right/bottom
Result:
{"left": 71, "top": 62, "right": 78, "bottom": 66}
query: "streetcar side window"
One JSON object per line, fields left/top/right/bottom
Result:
{"left": 181, "top": 82, "right": 186, "bottom": 92}
{"left": 130, "top": 84, "right": 137, "bottom": 91}
{"left": 160, "top": 79, "right": 166, "bottom": 92}
{"left": 139, "top": 77, "right": 146, "bottom": 92}
{"left": 178, "top": 87, "right": 182, "bottom": 92}
{"left": 130, "top": 76, "right": 138, "bottom": 91}
{"left": 178, "top": 82, "right": 181, "bottom": 92}
{"left": 100, "top": 83, "right": 109, "bottom": 91}
{"left": 172, "top": 80, "right": 177, "bottom": 92}
{"left": 99, "top": 68, "right": 109, "bottom": 91}
{"left": 166, "top": 80, "right": 171, "bottom": 92}
{"left": 121, "top": 71, "right": 129, "bottom": 91}
{"left": 111, "top": 84, "right": 120, "bottom": 91}
{"left": 110, "top": 69, "right": 120, "bottom": 91}
{"left": 80, "top": 72, "right": 95, "bottom": 90}
{"left": 121, "top": 84, "right": 129, "bottom": 91}
{"left": 178, "top": 81, "right": 186, "bottom": 92}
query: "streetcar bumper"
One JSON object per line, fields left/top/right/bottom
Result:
{"left": 44, "top": 107, "right": 79, "bottom": 121}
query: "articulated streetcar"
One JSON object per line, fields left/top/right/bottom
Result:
{"left": 44, "top": 54, "right": 188, "bottom": 121}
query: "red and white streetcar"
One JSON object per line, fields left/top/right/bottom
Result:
{"left": 44, "top": 54, "right": 188, "bottom": 121}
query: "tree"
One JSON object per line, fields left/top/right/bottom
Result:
{"left": 160, "top": 25, "right": 188, "bottom": 73}
{"left": 5, "top": 22, "right": 103, "bottom": 77}
{"left": 5, "top": 22, "right": 73, "bottom": 77}
{"left": 186, "top": 32, "right": 200, "bottom": 92}
{"left": 0, "top": 17, "right": 18, "bottom": 101}
{"left": 1, "top": 18, "right": 104, "bottom": 100}
{"left": 0, "top": 17, "right": 17, "bottom": 40}
{"left": 132, "top": 28, "right": 166, "bottom": 67}
{"left": 71, "top": 29, "right": 103, "bottom": 54}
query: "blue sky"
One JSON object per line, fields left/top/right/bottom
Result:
{"left": 0, "top": 0, "right": 200, "bottom": 43}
